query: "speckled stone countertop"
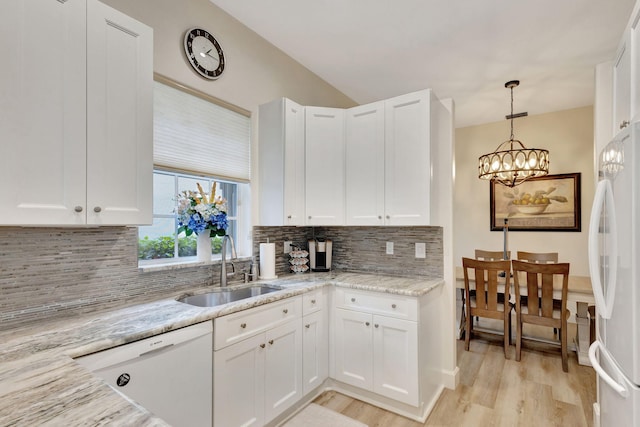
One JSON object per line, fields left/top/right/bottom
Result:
{"left": 0, "top": 271, "right": 443, "bottom": 426}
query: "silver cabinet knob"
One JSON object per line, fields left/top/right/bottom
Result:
{"left": 287, "top": 215, "right": 292, "bottom": 219}
{"left": 308, "top": 216, "right": 312, "bottom": 219}
{"left": 240, "top": 323, "right": 247, "bottom": 329}
{"left": 260, "top": 343, "right": 265, "bottom": 348}
{"left": 283, "top": 309, "right": 288, "bottom": 314}
{"left": 365, "top": 322, "right": 370, "bottom": 326}
{"left": 378, "top": 215, "right": 382, "bottom": 220}
{"left": 351, "top": 298, "right": 356, "bottom": 302}
{"left": 311, "top": 299, "right": 316, "bottom": 304}
{"left": 375, "top": 324, "right": 379, "bottom": 328}
{"left": 74, "top": 206, "right": 83, "bottom": 213}
{"left": 305, "top": 324, "right": 310, "bottom": 328}
{"left": 386, "top": 215, "right": 390, "bottom": 219}
{"left": 620, "top": 120, "right": 630, "bottom": 129}
{"left": 268, "top": 340, "right": 274, "bottom": 345}
{"left": 392, "top": 304, "right": 397, "bottom": 309}
{"left": 93, "top": 206, "right": 102, "bottom": 213}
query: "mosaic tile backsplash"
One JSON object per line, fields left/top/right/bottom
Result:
{"left": 1, "top": 225, "right": 442, "bottom": 330}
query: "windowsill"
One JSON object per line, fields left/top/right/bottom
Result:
{"left": 138, "top": 255, "right": 252, "bottom": 273}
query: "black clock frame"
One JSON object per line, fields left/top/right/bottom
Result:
{"left": 184, "top": 28, "right": 225, "bottom": 80}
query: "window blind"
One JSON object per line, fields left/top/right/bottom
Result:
{"left": 153, "top": 81, "right": 251, "bottom": 182}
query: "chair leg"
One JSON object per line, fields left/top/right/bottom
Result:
{"left": 503, "top": 313, "right": 510, "bottom": 359}
{"left": 515, "top": 309, "right": 522, "bottom": 362}
{"left": 465, "top": 308, "right": 471, "bottom": 351}
{"left": 561, "top": 322, "right": 568, "bottom": 372}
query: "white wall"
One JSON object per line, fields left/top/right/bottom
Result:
{"left": 454, "top": 106, "right": 595, "bottom": 276}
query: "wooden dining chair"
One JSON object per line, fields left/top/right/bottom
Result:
{"left": 512, "top": 260, "right": 570, "bottom": 372}
{"left": 516, "top": 251, "right": 558, "bottom": 263}
{"left": 462, "top": 257, "right": 512, "bottom": 358}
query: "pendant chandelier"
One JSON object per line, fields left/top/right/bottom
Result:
{"left": 478, "top": 80, "right": 549, "bottom": 187}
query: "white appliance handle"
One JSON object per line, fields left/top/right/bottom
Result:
{"left": 588, "top": 179, "right": 618, "bottom": 319}
{"left": 589, "top": 340, "right": 629, "bottom": 398}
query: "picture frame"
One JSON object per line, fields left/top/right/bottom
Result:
{"left": 490, "top": 172, "right": 581, "bottom": 232}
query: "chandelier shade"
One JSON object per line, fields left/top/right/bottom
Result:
{"left": 478, "top": 80, "right": 549, "bottom": 187}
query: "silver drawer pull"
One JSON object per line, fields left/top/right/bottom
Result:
{"left": 351, "top": 298, "right": 356, "bottom": 302}
{"left": 260, "top": 343, "right": 265, "bottom": 348}
{"left": 240, "top": 323, "right": 247, "bottom": 329}
{"left": 392, "top": 304, "right": 397, "bottom": 309}
{"left": 74, "top": 206, "right": 83, "bottom": 213}
{"left": 283, "top": 309, "right": 288, "bottom": 314}
{"left": 311, "top": 299, "right": 316, "bottom": 304}
{"left": 93, "top": 206, "right": 102, "bottom": 213}
{"left": 269, "top": 339, "right": 274, "bottom": 345}
{"left": 375, "top": 324, "right": 379, "bottom": 328}
{"left": 365, "top": 322, "right": 370, "bottom": 326}
{"left": 620, "top": 120, "right": 630, "bottom": 129}
{"left": 305, "top": 324, "right": 310, "bottom": 328}
{"left": 287, "top": 215, "right": 292, "bottom": 219}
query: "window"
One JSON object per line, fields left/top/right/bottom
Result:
{"left": 138, "top": 77, "right": 251, "bottom": 265}
{"left": 138, "top": 170, "right": 242, "bottom": 262}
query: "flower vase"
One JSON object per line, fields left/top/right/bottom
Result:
{"left": 197, "top": 230, "right": 212, "bottom": 262}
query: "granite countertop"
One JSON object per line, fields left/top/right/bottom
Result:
{"left": 0, "top": 271, "right": 443, "bottom": 426}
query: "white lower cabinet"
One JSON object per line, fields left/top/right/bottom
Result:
{"left": 213, "top": 298, "right": 303, "bottom": 426}
{"left": 333, "top": 288, "right": 420, "bottom": 407}
{"left": 302, "top": 288, "right": 329, "bottom": 394}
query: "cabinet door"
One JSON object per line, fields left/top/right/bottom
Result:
{"left": 87, "top": 0, "right": 153, "bottom": 225}
{"left": 302, "top": 310, "right": 329, "bottom": 395}
{"left": 264, "top": 320, "right": 303, "bottom": 423}
{"left": 384, "top": 90, "right": 431, "bottom": 225}
{"left": 258, "top": 98, "right": 305, "bottom": 226}
{"left": 214, "top": 334, "right": 265, "bottom": 427}
{"left": 373, "top": 315, "right": 419, "bottom": 406}
{"left": 632, "top": 10, "right": 640, "bottom": 123}
{"left": 0, "top": 0, "right": 87, "bottom": 225}
{"left": 333, "top": 308, "right": 373, "bottom": 389}
{"left": 613, "top": 39, "right": 631, "bottom": 134}
{"left": 283, "top": 99, "right": 306, "bottom": 225}
{"left": 345, "top": 102, "right": 385, "bottom": 225}
{"left": 305, "top": 107, "right": 345, "bottom": 225}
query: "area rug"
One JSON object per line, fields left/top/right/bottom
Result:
{"left": 282, "top": 403, "right": 368, "bottom": 427}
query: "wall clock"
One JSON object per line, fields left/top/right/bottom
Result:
{"left": 183, "top": 27, "right": 225, "bottom": 80}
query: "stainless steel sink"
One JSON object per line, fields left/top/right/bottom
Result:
{"left": 177, "top": 285, "right": 281, "bottom": 307}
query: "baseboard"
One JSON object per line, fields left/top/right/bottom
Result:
{"left": 442, "top": 365, "right": 459, "bottom": 390}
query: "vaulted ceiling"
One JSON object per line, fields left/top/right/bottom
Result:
{"left": 210, "top": 0, "right": 635, "bottom": 128}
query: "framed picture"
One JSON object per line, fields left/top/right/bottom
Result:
{"left": 490, "top": 172, "right": 581, "bottom": 232}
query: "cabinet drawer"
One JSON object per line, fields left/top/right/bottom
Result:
{"left": 214, "top": 297, "right": 301, "bottom": 350}
{"left": 303, "top": 288, "right": 325, "bottom": 315}
{"left": 334, "top": 288, "right": 417, "bottom": 321}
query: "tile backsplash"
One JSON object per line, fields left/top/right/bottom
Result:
{"left": 1, "top": 225, "right": 442, "bottom": 330}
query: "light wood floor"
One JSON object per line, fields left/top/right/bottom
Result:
{"left": 314, "top": 337, "right": 596, "bottom": 427}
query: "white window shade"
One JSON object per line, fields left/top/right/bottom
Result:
{"left": 153, "top": 81, "right": 251, "bottom": 182}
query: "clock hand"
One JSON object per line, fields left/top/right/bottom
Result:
{"left": 204, "top": 49, "right": 219, "bottom": 62}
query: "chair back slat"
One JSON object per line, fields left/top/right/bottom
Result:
{"left": 517, "top": 251, "right": 558, "bottom": 264}
{"left": 541, "top": 272, "right": 555, "bottom": 317}
{"left": 526, "top": 271, "right": 540, "bottom": 314}
{"left": 475, "top": 249, "right": 511, "bottom": 261}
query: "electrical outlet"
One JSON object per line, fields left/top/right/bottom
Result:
{"left": 284, "top": 241, "right": 292, "bottom": 254}
{"left": 386, "top": 241, "right": 394, "bottom": 255}
{"left": 415, "top": 242, "right": 426, "bottom": 258}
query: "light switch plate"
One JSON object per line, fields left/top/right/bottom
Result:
{"left": 386, "top": 242, "right": 394, "bottom": 255}
{"left": 415, "top": 242, "right": 426, "bottom": 258}
{"left": 284, "top": 241, "right": 292, "bottom": 254}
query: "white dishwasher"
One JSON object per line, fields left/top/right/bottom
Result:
{"left": 77, "top": 321, "right": 213, "bottom": 427}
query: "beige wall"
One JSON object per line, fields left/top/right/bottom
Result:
{"left": 454, "top": 106, "right": 594, "bottom": 276}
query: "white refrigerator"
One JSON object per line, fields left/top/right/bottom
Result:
{"left": 588, "top": 121, "right": 640, "bottom": 427}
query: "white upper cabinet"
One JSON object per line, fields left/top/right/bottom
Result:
{"left": 613, "top": 38, "right": 631, "bottom": 134}
{"left": 384, "top": 90, "right": 432, "bottom": 225}
{"left": 631, "top": 8, "right": 640, "bottom": 124}
{"left": 305, "top": 107, "right": 345, "bottom": 226}
{"left": 258, "top": 98, "right": 306, "bottom": 226}
{"left": 0, "top": 0, "right": 153, "bottom": 226}
{"left": 345, "top": 102, "right": 386, "bottom": 225}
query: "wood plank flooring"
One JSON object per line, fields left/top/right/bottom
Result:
{"left": 314, "top": 337, "right": 596, "bottom": 427}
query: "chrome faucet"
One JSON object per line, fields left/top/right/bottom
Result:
{"left": 220, "top": 235, "right": 237, "bottom": 287}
